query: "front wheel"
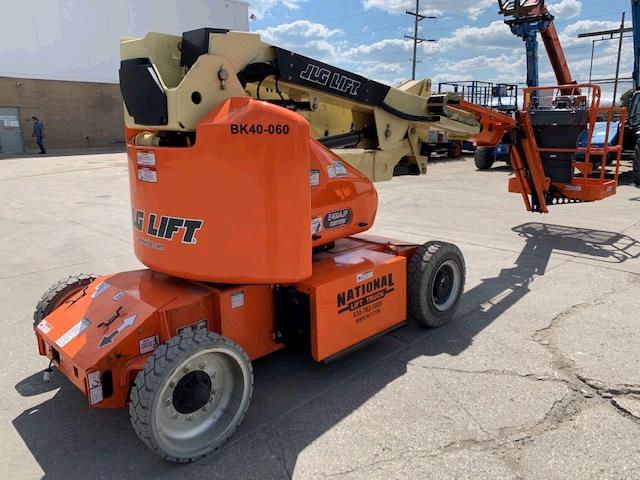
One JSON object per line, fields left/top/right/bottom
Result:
{"left": 130, "top": 331, "right": 253, "bottom": 463}
{"left": 407, "top": 242, "right": 466, "bottom": 328}
{"left": 474, "top": 148, "right": 494, "bottom": 170}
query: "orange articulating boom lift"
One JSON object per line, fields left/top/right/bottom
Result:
{"left": 31, "top": 26, "right": 623, "bottom": 462}
{"left": 496, "top": 0, "right": 626, "bottom": 212}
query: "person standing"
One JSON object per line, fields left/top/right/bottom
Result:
{"left": 32, "top": 116, "right": 46, "bottom": 154}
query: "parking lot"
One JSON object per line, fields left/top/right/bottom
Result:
{"left": 1, "top": 152, "right": 639, "bottom": 479}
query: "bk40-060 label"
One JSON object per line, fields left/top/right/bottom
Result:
{"left": 230, "top": 124, "right": 290, "bottom": 135}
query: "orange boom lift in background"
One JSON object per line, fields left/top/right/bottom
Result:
{"left": 31, "top": 23, "right": 624, "bottom": 462}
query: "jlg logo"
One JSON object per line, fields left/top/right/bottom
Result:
{"left": 133, "top": 209, "right": 203, "bottom": 244}
{"left": 299, "top": 63, "right": 362, "bottom": 96}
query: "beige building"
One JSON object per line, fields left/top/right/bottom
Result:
{"left": 0, "top": 0, "right": 249, "bottom": 154}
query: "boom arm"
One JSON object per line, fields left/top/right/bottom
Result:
{"left": 540, "top": 21, "right": 575, "bottom": 86}
{"left": 119, "top": 29, "right": 490, "bottom": 182}
{"left": 499, "top": 0, "right": 576, "bottom": 88}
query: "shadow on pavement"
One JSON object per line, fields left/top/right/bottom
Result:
{"left": 12, "top": 223, "right": 639, "bottom": 479}
{"left": 421, "top": 222, "right": 640, "bottom": 357}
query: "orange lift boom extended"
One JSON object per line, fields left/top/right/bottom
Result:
{"left": 30, "top": 27, "right": 624, "bottom": 462}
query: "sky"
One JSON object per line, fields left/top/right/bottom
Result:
{"left": 247, "top": 0, "right": 635, "bottom": 103}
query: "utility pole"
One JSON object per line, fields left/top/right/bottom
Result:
{"left": 578, "top": 17, "right": 632, "bottom": 105}
{"left": 405, "top": 1, "right": 436, "bottom": 80}
{"left": 613, "top": 12, "right": 626, "bottom": 106}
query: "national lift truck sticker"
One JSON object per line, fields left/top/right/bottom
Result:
{"left": 337, "top": 273, "right": 395, "bottom": 323}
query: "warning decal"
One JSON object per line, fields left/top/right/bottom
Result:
{"left": 333, "top": 161, "right": 348, "bottom": 177}
{"left": 138, "top": 168, "right": 157, "bottom": 183}
{"left": 231, "top": 291, "right": 245, "bottom": 309}
{"left": 91, "top": 282, "right": 110, "bottom": 299}
{"left": 88, "top": 371, "right": 103, "bottom": 405}
{"left": 37, "top": 320, "right": 52, "bottom": 334}
{"left": 136, "top": 151, "right": 156, "bottom": 166}
{"left": 139, "top": 335, "right": 160, "bottom": 354}
{"left": 356, "top": 271, "right": 373, "bottom": 283}
{"left": 310, "top": 169, "right": 320, "bottom": 186}
{"left": 56, "top": 318, "right": 91, "bottom": 348}
{"left": 311, "top": 216, "right": 323, "bottom": 235}
{"left": 112, "top": 291, "right": 125, "bottom": 301}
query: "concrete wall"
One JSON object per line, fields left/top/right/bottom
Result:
{"left": 1, "top": 0, "right": 249, "bottom": 83}
{"left": 0, "top": 77, "right": 124, "bottom": 152}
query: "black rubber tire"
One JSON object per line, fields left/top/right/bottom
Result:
{"left": 129, "top": 330, "right": 253, "bottom": 463}
{"left": 474, "top": 147, "right": 494, "bottom": 170}
{"left": 634, "top": 136, "right": 640, "bottom": 186}
{"left": 407, "top": 242, "right": 466, "bottom": 328}
{"left": 33, "top": 274, "right": 96, "bottom": 329}
{"left": 448, "top": 142, "right": 462, "bottom": 159}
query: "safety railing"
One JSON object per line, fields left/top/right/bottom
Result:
{"left": 519, "top": 84, "right": 626, "bottom": 205}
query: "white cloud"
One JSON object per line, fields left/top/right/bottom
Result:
{"left": 557, "top": 20, "right": 621, "bottom": 47}
{"left": 547, "top": 0, "right": 582, "bottom": 20}
{"left": 437, "top": 20, "right": 517, "bottom": 51}
{"left": 255, "top": 20, "right": 343, "bottom": 62}
{"left": 251, "top": 13, "right": 633, "bottom": 101}
{"left": 249, "top": 0, "right": 306, "bottom": 20}
{"left": 257, "top": 20, "right": 341, "bottom": 42}
{"left": 361, "top": 0, "right": 494, "bottom": 20}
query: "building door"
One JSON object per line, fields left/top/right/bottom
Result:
{"left": 0, "top": 107, "right": 24, "bottom": 154}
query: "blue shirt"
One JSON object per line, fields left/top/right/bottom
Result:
{"left": 33, "top": 121, "right": 44, "bottom": 139}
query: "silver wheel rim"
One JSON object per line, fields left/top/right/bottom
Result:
{"left": 153, "top": 346, "right": 250, "bottom": 456}
{"left": 432, "top": 259, "right": 461, "bottom": 312}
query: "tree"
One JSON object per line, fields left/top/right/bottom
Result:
{"left": 620, "top": 88, "right": 634, "bottom": 109}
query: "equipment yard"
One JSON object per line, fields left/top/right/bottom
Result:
{"left": 2, "top": 152, "right": 639, "bottom": 479}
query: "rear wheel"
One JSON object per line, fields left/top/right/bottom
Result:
{"left": 474, "top": 148, "right": 494, "bottom": 170}
{"left": 33, "top": 274, "right": 96, "bottom": 329}
{"left": 130, "top": 331, "right": 253, "bottom": 463}
{"left": 407, "top": 242, "right": 466, "bottom": 328}
{"left": 448, "top": 142, "right": 462, "bottom": 159}
{"left": 634, "top": 136, "right": 640, "bottom": 185}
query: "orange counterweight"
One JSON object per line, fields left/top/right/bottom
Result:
{"left": 128, "top": 97, "right": 377, "bottom": 284}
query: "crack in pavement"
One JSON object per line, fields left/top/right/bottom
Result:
{"left": 426, "top": 365, "right": 496, "bottom": 440}
{"left": 532, "top": 291, "right": 640, "bottom": 424}
{"left": 385, "top": 291, "right": 640, "bottom": 476}
{"left": 611, "top": 397, "right": 640, "bottom": 425}
{"left": 577, "top": 375, "right": 640, "bottom": 397}
{"left": 405, "top": 363, "right": 571, "bottom": 386}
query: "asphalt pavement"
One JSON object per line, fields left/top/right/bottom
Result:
{"left": 1, "top": 152, "right": 639, "bottom": 479}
